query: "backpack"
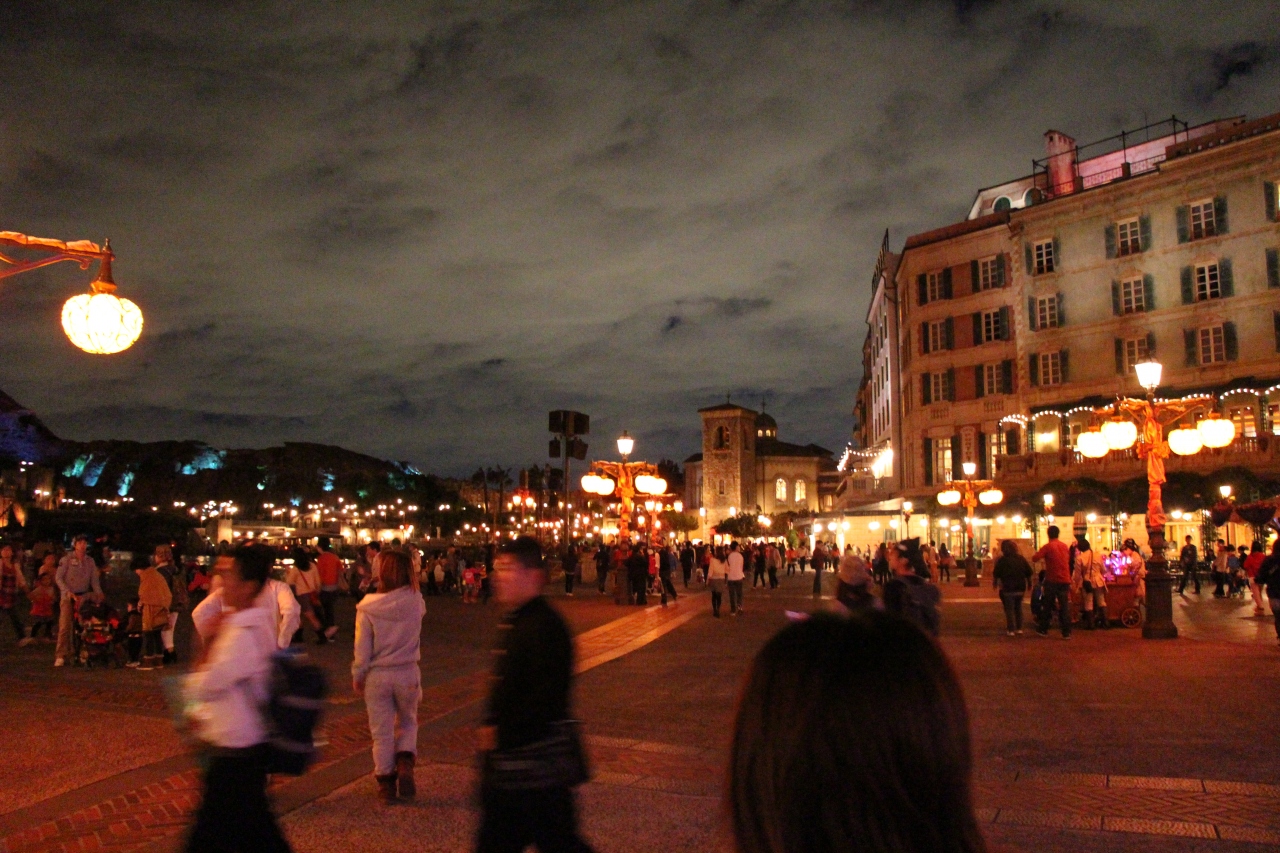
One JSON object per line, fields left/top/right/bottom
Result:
{"left": 264, "top": 647, "right": 327, "bottom": 775}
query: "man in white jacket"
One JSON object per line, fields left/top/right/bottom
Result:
{"left": 352, "top": 549, "right": 425, "bottom": 804}
{"left": 183, "top": 544, "right": 291, "bottom": 852}
{"left": 192, "top": 566, "right": 300, "bottom": 650}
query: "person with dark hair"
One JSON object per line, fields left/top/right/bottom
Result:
{"left": 834, "top": 553, "right": 874, "bottom": 613}
{"left": 193, "top": 547, "right": 301, "bottom": 651}
{"left": 286, "top": 548, "right": 324, "bottom": 644}
{"left": 626, "top": 545, "right": 649, "bottom": 606}
{"left": 992, "top": 539, "right": 1033, "bottom": 635}
{"left": 183, "top": 544, "right": 292, "bottom": 853}
{"left": 1177, "top": 535, "right": 1200, "bottom": 595}
{"left": 1072, "top": 538, "right": 1108, "bottom": 630}
{"left": 54, "top": 535, "right": 102, "bottom": 667}
{"left": 562, "top": 546, "right": 579, "bottom": 596}
{"left": 883, "top": 538, "right": 940, "bottom": 635}
{"left": 1033, "top": 525, "right": 1072, "bottom": 639}
{"left": 730, "top": 611, "right": 987, "bottom": 853}
{"left": 680, "top": 542, "right": 695, "bottom": 588}
{"left": 353, "top": 549, "right": 425, "bottom": 804}
{"left": 0, "top": 543, "right": 30, "bottom": 644}
{"left": 1253, "top": 540, "right": 1280, "bottom": 643}
{"left": 1244, "top": 540, "right": 1267, "bottom": 615}
{"left": 727, "top": 542, "right": 746, "bottom": 614}
{"left": 315, "top": 536, "right": 342, "bottom": 640}
{"left": 476, "top": 536, "right": 593, "bottom": 853}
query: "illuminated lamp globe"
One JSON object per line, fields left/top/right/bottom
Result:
{"left": 1133, "top": 358, "right": 1163, "bottom": 392}
{"left": 962, "top": 461, "right": 977, "bottom": 478}
{"left": 651, "top": 477, "right": 668, "bottom": 495}
{"left": 937, "top": 489, "right": 962, "bottom": 506}
{"left": 595, "top": 477, "right": 616, "bottom": 496}
{"left": 1101, "top": 418, "right": 1138, "bottom": 450}
{"left": 868, "top": 521, "right": 880, "bottom": 530}
{"left": 1167, "top": 427, "right": 1203, "bottom": 456}
{"left": 616, "top": 431, "right": 635, "bottom": 458}
{"left": 1197, "top": 414, "right": 1235, "bottom": 449}
{"left": 1075, "top": 428, "right": 1110, "bottom": 459}
{"left": 978, "top": 489, "right": 1003, "bottom": 506}
{"left": 61, "top": 256, "right": 142, "bottom": 354}
{"left": 580, "top": 474, "right": 601, "bottom": 493}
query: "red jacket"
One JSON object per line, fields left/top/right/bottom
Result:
{"left": 1034, "top": 539, "right": 1072, "bottom": 585}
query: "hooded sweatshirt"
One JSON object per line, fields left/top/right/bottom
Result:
{"left": 352, "top": 584, "right": 426, "bottom": 682}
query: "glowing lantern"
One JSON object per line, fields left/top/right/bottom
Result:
{"left": 978, "top": 489, "right": 1003, "bottom": 505}
{"left": 1167, "top": 427, "right": 1203, "bottom": 456}
{"left": 1075, "top": 428, "right": 1110, "bottom": 459}
{"left": 1197, "top": 414, "right": 1235, "bottom": 449}
{"left": 61, "top": 256, "right": 143, "bottom": 354}
{"left": 1101, "top": 418, "right": 1138, "bottom": 450}
{"left": 937, "top": 490, "right": 962, "bottom": 506}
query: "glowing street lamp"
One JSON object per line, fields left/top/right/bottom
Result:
{"left": 616, "top": 430, "right": 634, "bottom": 460}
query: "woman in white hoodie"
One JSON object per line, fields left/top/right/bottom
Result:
{"left": 353, "top": 549, "right": 426, "bottom": 804}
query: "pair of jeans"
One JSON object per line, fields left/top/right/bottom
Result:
{"left": 999, "top": 591, "right": 1024, "bottom": 631}
{"left": 767, "top": 568, "right": 778, "bottom": 589}
{"left": 659, "top": 575, "right": 677, "bottom": 604}
{"left": 1, "top": 606, "right": 23, "bottom": 639}
{"left": 476, "top": 784, "right": 594, "bottom": 853}
{"left": 710, "top": 579, "right": 725, "bottom": 616}
{"left": 318, "top": 590, "right": 338, "bottom": 631}
{"left": 1037, "top": 582, "right": 1072, "bottom": 636}
{"left": 364, "top": 664, "right": 421, "bottom": 775}
{"left": 185, "top": 746, "right": 291, "bottom": 853}
{"left": 727, "top": 580, "right": 743, "bottom": 613}
{"left": 564, "top": 568, "right": 575, "bottom": 594}
{"left": 1177, "top": 564, "right": 1200, "bottom": 594}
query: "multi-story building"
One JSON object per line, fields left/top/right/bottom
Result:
{"left": 853, "top": 110, "right": 1280, "bottom": 552}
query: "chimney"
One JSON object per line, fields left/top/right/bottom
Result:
{"left": 1044, "top": 130, "right": 1079, "bottom": 196}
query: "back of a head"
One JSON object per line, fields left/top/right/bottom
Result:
{"left": 318, "top": 535, "right": 332, "bottom": 551}
{"left": 1000, "top": 539, "right": 1018, "bottom": 558}
{"left": 233, "top": 544, "right": 275, "bottom": 587}
{"left": 731, "top": 611, "right": 985, "bottom": 853}
{"left": 500, "top": 535, "right": 543, "bottom": 571}
{"left": 1047, "top": 525, "right": 1060, "bottom": 539}
{"left": 379, "top": 549, "right": 412, "bottom": 591}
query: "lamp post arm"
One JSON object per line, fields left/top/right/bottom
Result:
{"left": 0, "top": 232, "right": 111, "bottom": 281}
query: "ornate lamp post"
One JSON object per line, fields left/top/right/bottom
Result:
{"left": 581, "top": 430, "right": 667, "bottom": 602}
{"left": 936, "top": 466, "right": 1002, "bottom": 587}
{"left": 1073, "top": 357, "right": 1235, "bottom": 639}
{"left": 0, "top": 232, "right": 143, "bottom": 354}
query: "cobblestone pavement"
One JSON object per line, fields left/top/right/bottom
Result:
{"left": 1, "top": 573, "right": 1276, "bottom": 853}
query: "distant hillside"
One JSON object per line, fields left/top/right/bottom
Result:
{"left": 0, "top": 389, "right": 63, "bottom": 463}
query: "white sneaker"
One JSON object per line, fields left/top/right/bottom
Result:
{"left": 54, "top": 657, "right": 65, "bottom": 667}
{"left": 324, "top": 626, "right": 339, "bottom": 640}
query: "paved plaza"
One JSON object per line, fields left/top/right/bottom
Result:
{"left": 0, "top": 572, "right": 1277, "bottom": 853}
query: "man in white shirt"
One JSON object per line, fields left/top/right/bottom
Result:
{"left": 192, "top": 563, "right": 300, "bottom": 650}
{"left": 726, "top": 542, "right": 746, "bottom": 616}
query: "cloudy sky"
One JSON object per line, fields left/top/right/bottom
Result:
{"left": 0, "top": 1, "right": 1276, "bottom": 475}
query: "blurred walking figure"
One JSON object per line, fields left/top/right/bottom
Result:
{"left": 476, "top": 536, "right": 594, "bottom": 853}
{"left": 707, "top": 547, "right": 728, "bottom": 617}
{"left": 992, "top": 540, "right": 1032, "bottom": 635}
{"left": 1177, "top": 535, "right": 1200, "bottom": 595}
{"left": 135, "top": 555, "right": 172, "bottom": 670}
{"left": 730, "top": 611, "right": 987, "bottom": 853}
{"left": 727, "top": 542, "right": 746, "bottom": 615}
{"left": 352, "top": 549, "right": 425, "bottom": 804}
{"left": 1072, "top": 539, "right": 1108, "bottom": 629}
{"left": 182, "top": 545, "right": 292, "bottom": 853}
{"left": 884, "top": 539, "right": 941, "bottom": 636}
{"left": 315, "top": 536, "right": 343, "bottom": 640}
{"left": 0, "top": 543, "right": 30, "bottom": 644}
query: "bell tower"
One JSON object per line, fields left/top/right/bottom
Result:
{"left": 698, "top": 402, "right": 758, "bottom": 528}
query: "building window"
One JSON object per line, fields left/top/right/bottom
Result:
{"left": 982, "top": 363, "right": 1008, "bottom": 395}
{"left": 1038, "top": 352, "right": 1063, "bottom": 386}
{"left": 1195, "top": 263, "right": 1222, "bottom": 301}
{"left": 986, "top": 430, "right": 1006, "bottom": 475}
{"left": 1199, "top": 326, "right": 1226, "bottom": 364}
{"left": 1123, "top": 337, "right": 1150, "bottom": 372}
{"left": 794, "top": 479, "right": 807, "bottom": 501}
{"left": 1121, "top": 277, "right": 1145, "bottom": 314}
{"left": 928, "top": 371, "right": 953, "bottom": 402}
{"left": 933, "top": 438, "right": 953, "bottom": 485}
{"left": 927, "top": 321, "right": 946, "bottom": 352}
{"left": 981, "top": 310, "right": 1005, "bottom": 342}
{"left": 1117, "top": 218, "right": 1141, "bottom": 256}
{"left": 1227, "top": 405, "right": 1257, "bottom": 439}
{"left": 717, "top": 479, "right": 725, "bottom": 496}
{"left": 1033, "top": 239, "right": 1056, "bottom": 275}
{"left": 1189, "top": 199, "right": 1217, "bottom": 240}
{"left": 927, "top": 271, "right": 946, "bottom": 302}
{"left": 1034, "top": 297, "right": 1059, "bottom": 330}
{"left": 775, "top": 477, "right": 786, "bottom": 501}
{"left": 713, "top": 426, "right": 730, "bottom": 449}
{"left": 1269, "top": 403, "right": 1280, "bottom": 436}
{"left": 977, "top": 257, "right": 1000, "bottom": 290}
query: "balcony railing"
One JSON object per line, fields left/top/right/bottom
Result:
{"left": 994, "top": 435, "right": 1279, "bottom": 487}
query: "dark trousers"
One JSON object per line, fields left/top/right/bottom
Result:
{"left": 564, "top": 568, "right": 575, "bottom": 594}
{"left": 710, "top": 588, "right": 722, "bottom": 616}
{"left": 186, "top": 747, "right": 291, "bottom": 853}
{"left": 767, "top": 567, "right": 778, "bottom": 589}
{"left": 630, "top": 572, "right": 647, "bottom": 605}
{"left": 477, "top": 785, "right": 594, "bottom": 853}
{"left": 752, "top": 567, "right": 765, "bottom": 587}
{"left": 681, "top": 565, "right": 692, "bottom": 587}
{"left": 318, "top": 590, "right": 338, "bottom": 630}
{"left": 597, "top": 566, "right": 608, "bottom": 593}
{"left": 1037, "top": 582, "right": 1072, "bottom": 637}
{"left": 659, "top": 574, "right": 677, "bottom": 604}
{"left": 812, "top": 565, "right": 823, "bottom": 596}
{"left": 1000, "top": 591, "right": 1025, "bottom": 631}
{"left": 1, "top": 606, "right": 23, "bottom": 639}
{"left": 1177, "top": 564, "right": 1200, "bottom": 594}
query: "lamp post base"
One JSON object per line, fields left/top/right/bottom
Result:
{"left": 1142, "top": 527, "right": 1179, "bottom": 640}
{"left": 963, "top": 556, "right": 980, "bottom": 587}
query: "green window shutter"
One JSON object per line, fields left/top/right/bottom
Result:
{"left": 1143, "top": 273, "right": 1155, "bottom": 311}
{"left": 1184, "top": 329, "right": 1197, "bottom": 367}
{"left": 1105, "top": 224, "right": 1117, "bottom": 259}
{"left": 1219, "top": 258, "right": 1233, "bottom": 297}
{"left": 1055, "top": 293, "right": 1064, "bottom": 327}
{"left": 942, "top": 266, "right": 953, "bottom": 299}
{"left": 920, "top": 322, "right": 929, "bottom": 354}
{"left": 1146, "top": 331, "right": 1156, "bottom": 356}
{"left": 951, "top": 433, "right": 963, "bottom": 481}
{"left": 944, "top": 317, "right": 955, "bottom": 350}
{"left": 1052, "top": 236, "right": 1061, "bottom": 271}
{"left": 970, "top": 259, "right": 980, "bottom": 291}
{"left": 1029, "top": 353, "right": 1039, "bottom": 386}
{"left": 1274, "top": 312, "right": 1280, "bottom": 352}
{"left": 1001, "top": 359, "right": 1013, "bottom": 393}
{"left": 995, "top": 253, "right": 1005, "bottom": 286}
{"left": 1266, "top": 182, "right": 1278, "bottom": 222}
{"left": 1029, "top": 296, "right": 1038, "bottom": 331}
{"left": 1059, "top": 349, "right": 1070, "bottom": 382}
{"left": 1224, "top": 322, "right": 1238, "bottom": 361}
{"left": 1176, "top": 205, "right": 1190, "bottom": 243}
{"left": 1001, "top": 305, "right": 1011, "bottom": 339}
{"left": 921, "top": 373, "right": 932, "bottom": 405}
{"left": 972, "top": 312, "right": 982, "bottom": 345}
{"left": 977, "top": 432, "right": 989, "bottom": 479}
{"left": 1024, "top": 242, "right": 1034, "bottom": 273}
{"left": 1115, "top": 338, "right": 1125, "bottom": 374}
{"left": 923, "top": 437, "right": 933, "bottom": 485}
{"left": 1180, "top": 266, "right": 1194, "bottom": 304}
{"left": 918, "top": 273, "right": 928, "bottom": 306}
{"left": 1214, "top": 195, "right": 1229, "bottom": 234}
{"left": 945, "top": 368, "right": 955, "bottom": 402}
{"left": 1111, "top": 281, "right": 1121, "bottom": 315}
{"left": 1268, "top": 248, "right": 1280, "bottom": 289}
{"left": 1139, "top": 215, "right": 1152, "bottom": 251}
{"left": 975, "top": 365, "right": 985, "bottom": 398}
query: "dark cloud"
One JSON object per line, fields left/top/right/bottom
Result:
{"left": 0, "top": 0, "right": 1277, "bottom": 474}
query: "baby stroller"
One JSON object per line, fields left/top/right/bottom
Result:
{"left": 76, "top": 598, "right": 122, "bottom": 668}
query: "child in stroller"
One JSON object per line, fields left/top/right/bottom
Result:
{"left": 75, "top": 598, "right": 123, "bottom": 668}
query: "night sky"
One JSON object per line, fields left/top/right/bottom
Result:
{"left": 1, "top": 1, "right": 1275, "bottom": 475}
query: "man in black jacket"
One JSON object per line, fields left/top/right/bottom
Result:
{"left": 1177, "top": 536, "right": 1200, "bottom": 595}
{"left": 476, "top": 536, "right": 594, "bottom": 853}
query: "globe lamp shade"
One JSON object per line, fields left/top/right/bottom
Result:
{"left": 580, "top": 474, "right": 600, "bottom": 493}
{"left": 1167, "top": 427, "right": 1203, "bottom": 456}
{"left": 978, "top": 489, "right": 1003, "bottom": 506}
{"left": 1197, "top": 415, "right": 1235, "bottom": 449}
{"left": 937, "top": 489, "right": 961, "bottom": 506}
{"left": 595, "top": 477, "right": 616, "bottom": 496}
{"left": 962, "top": 461, "right": 977, "bottom": 478}
{"left": 1133, "top": 358, "right": 1163, "bottom": 392}
{"left": 61, "top": 290, "right": 143, "bottom": 354}
{"left": 616, "top": 431, "right": 635, "bottom": 457}
{"left": 1101, "top": 418, "right": 1138, "bottom": 450}
{"left": 1075, "top": 429, "right": 1110, "bottom": 459}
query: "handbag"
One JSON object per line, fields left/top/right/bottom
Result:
{"left": 482, "top": 720, "right": 590, "bottom": 790}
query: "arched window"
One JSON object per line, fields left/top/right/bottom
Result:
{"left": 775, "top": 477, "right": 786, "bottom": 501}
{"left": 717, "top": 479, "right": 726, "bottom": 496}
{"left": 794, "top": 479, "right": 807, "bottom": 501}
{"left": 714, "top": 426, "right": 729, "bottom": 450}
